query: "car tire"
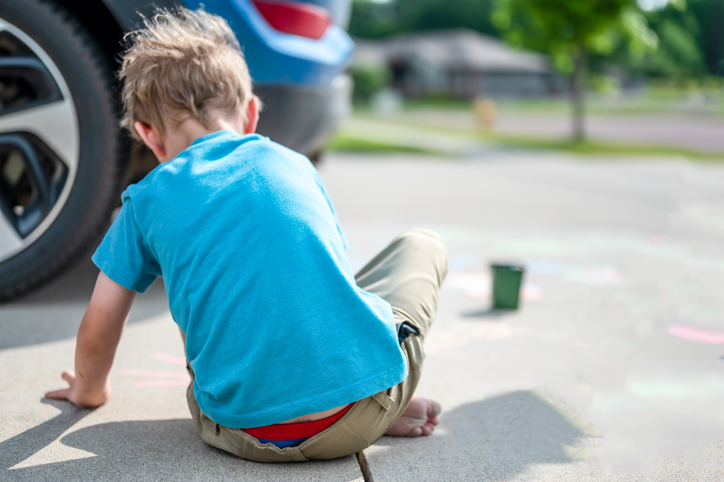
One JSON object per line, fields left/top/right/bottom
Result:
{"left": 0, "top": 0, "right": 126, "bottom": 301}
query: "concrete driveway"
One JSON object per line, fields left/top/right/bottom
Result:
{"left": 2, "top": 151, "right": 724, "bottom": 480}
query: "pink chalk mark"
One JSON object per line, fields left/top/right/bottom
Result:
{"left": 152, "top": 353, "right": 187, "bottom": 366}
{"left": 522, "top": 284, "right": 543, "bottom": 301}
{"left": 135, "top": 380, "right": 190, "bottom": 387}
{"left": 118, "top": 370, "right": 190, "bottom": 379}
{"left": 669, "top": 324, "right": 724, "bottom": 345}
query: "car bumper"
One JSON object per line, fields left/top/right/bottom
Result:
{"left": 255, "top": 74, "right": 351, "bottom": 156}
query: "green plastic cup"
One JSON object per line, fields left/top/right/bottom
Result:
{"left": 491, "top": 263, "right": 525, "bottom": 310}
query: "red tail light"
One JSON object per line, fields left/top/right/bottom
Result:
{"left": 252, "top": 0, "right": 332, "bottom": 40}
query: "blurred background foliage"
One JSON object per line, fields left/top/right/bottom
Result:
{"left": 491, "top": 0, "right": 657, "bottom": 140}
{"left": 350, "top": 64, "right": 391, "bottom": 102}
{"left": 349, "top": 0, "right": 724, "bottom": 81}
{"left": 349, "top": 0, "right": 498, "bottom": 39}
{"left": 343, "top": 0, "right": 724, "bottom": 146}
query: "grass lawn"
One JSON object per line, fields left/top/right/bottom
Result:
{"left": 326, "top": 134, "right": 443, "bottom": 155}
{"left": 329, "top": 112, "right": 724, "bottom": 161}
{"left": 484, "top": 134, "right": 724, "bottom": 161}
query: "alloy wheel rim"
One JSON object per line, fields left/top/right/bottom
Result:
{"left": 0, "top": 17, "right": 80, "bottom": 264}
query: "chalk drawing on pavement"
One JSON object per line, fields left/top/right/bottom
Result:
{"left": 151, "top": 353, "right": 187, "bottom": 366}
{"left": 526, "top": 260, "right": 624, "bottom": 285}
{"left": 118, "top": 353, "right": 190, "bottom": 388}
{"left": 669, "top": 324, "right": 724, "bottom": 345}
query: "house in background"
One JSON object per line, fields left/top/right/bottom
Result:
{"left": 354, "top": 29, "right": 566, "bottom": 99}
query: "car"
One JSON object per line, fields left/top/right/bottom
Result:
{"left": 0, "top": 0, "right": 353, "bottom": 301}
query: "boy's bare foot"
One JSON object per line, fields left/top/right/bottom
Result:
{"left": 385, "top": 396, "right": 442, "bottom": 437}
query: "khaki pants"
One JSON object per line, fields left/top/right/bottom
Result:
{"left": 186, "top": 229, "right": 447, "bottom": 462}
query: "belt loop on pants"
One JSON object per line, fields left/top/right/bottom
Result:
{"left": 371, "top": 390, "right": 394, "bottom": 411}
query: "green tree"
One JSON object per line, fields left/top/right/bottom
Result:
{"left": 349, "top": 0, "right": 498, "bottom": 39}
{"left": 350, "top": 64, "right": 391, "bottom": 102}
{"left": 643, "top": 2, "right": 707, "bottom": 79}
{"left": 591, "top": 1, "right": 710, "bottom": 83}
{"left": 689, "top": 0, "right": 724, "bottom": 76}
{"left": 493, "top": 0, "right": 658, "bottom": 141}
{"left": 348, "top": 0, "right": 400, "bottom": 38}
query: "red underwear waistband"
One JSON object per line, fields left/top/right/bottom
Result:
{"left": 242, "top": 404, "right": 354, "bottom": 441}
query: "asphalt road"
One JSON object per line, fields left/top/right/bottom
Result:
{"left": 2, "top": 151, "right": 724, "bottom": 481}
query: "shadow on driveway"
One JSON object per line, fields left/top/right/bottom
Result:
{"left": 369, "top": 390, "right": 587, "bottom": 480}
{"left": 2, "top": 391, "right": 584, "bottom": 480}
{"left": 460, "top": 308, "right": 516, "bottom": 319}
{"left": 0, "top": 400, "right": 90, "bottom": 472}
{"left": 4, "top": 413, "right": 358, "bottom": 481}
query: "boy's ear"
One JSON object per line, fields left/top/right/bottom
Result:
{"left": 134, "top": 121, "right": 167, "bottom": 161}
{"left": 243, "top": 96, "right": 260, "bottom": 135}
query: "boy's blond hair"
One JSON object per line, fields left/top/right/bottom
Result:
{"left": 119, "top": 8, "right": 253, "bottom": 140}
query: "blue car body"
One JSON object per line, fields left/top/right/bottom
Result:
{"left": 184, "top": 0, "right": 353, "bottom": 86}
{"left": 100, "top": 0, "right": 354, "bottom": 155}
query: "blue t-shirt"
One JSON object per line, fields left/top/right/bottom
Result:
{"left": 92, "top": 131, "right": 407, "bottom": 428}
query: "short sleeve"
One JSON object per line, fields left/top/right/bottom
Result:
{"left": 91, "top": 198, "right": 161, "bottom": 293}
{"left": 314, "top": 170, "right": 349, "bottom": 250}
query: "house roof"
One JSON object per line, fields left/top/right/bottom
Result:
{"left": 354, "top": 29, "right": 550, "bottom": 74}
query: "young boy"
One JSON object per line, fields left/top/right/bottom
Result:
{"left": 45, "top": 8, "right": 447, "bottom": 462}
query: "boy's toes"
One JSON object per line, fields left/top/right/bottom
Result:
{"left": 428, "top": 400, "right": 442, "bottom": 418}
{"left": 385, "top": 396, "right": 443, "bottom": 437}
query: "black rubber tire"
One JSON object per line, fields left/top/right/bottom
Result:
{"left": 0, "top": 0, "right": 127, "bottom": 302}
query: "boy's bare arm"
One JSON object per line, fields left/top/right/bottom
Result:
{"left": 45, "top": 272, "right": 136, "bottom": 408}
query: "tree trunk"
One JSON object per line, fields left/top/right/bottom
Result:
{"left": 570, "top": 47, "right": 587, "bottom": 142}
